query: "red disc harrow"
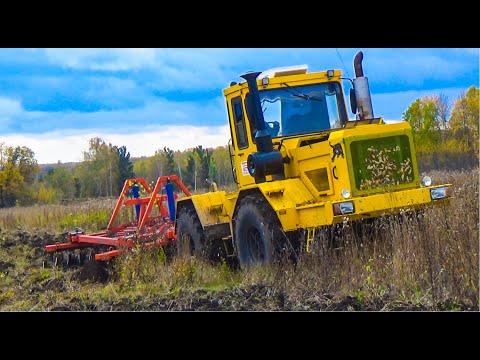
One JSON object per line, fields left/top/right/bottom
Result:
{"left": 45, "top": 175, "right": 191, "bottom": 262}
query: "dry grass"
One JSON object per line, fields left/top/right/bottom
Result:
{"left": 108, "top": 168, "right": 480, "bottom": 309}
{"left": 0, "top": 168, "right": 477, "bottom": 310}
{"left": 0, "top": 197, "right": 133, "bottom": 233}
{"left": 256, "top": 168, "right": 478, "bottom": 307}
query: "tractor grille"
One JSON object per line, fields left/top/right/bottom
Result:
{"left": 350, "top": 135, "right": 414, "bottom": 194}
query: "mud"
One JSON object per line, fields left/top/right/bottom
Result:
{"left": 74, "top": 260, "right": 110, "bottom": 283}
{"left": 0, "top": 260, "right": 15, "bottom": 271}
{"left": 51, "top": 284, "right": 477, "bottom": 312}
{"left": 0, "top": 230, "right": 477, "bottom": 312}
{"left": 0, "top": 229, "right": 64, "bottom": 249}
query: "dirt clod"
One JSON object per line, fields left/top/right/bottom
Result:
{"left": 0, "top": 260, "right": 15, "bottom": 271}
{"left": 75, "top": 260, "right": 109, "bottom": 283}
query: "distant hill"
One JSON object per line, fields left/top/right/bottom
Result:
{"left": 38, "top": 162, "right": 78, "bottom": 173}
{"left": 38, "top": 157, "right": 145, "bottom": 173}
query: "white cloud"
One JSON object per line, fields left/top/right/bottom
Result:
{"left": 39, "top": 48, "right": 355, "bottom": 91}
{"left": 453, "top": 48, "right": 479, "bottom": 56}
{"left": 44, "top": 48, "right": 157, "bottom": 71}
{"left": 2, "top": 125, "right": 231, "bottom": 164}
{"left": 372, "top": 87, "right": 467, "bottom": 121}
{"left": 0, "top": 94, "right": 230, "bottom": 164}
{"left": 0, "top": 97, "right": 22, "bottom": 115}
{"left": 0, "top": 97, "right": 23, "bottom": 129}
{"left": 0, "top": 94, "right": 227, "bottom": 133}
{"left": 0, "top": 81, "right": 473, "bottom": 164}
{"left": 83, "top": 77, "right": 149, "bottom": 106}
{"left": 38, "top": 48, "right": 480, "bottom": 92}
{"left": 365, "top": 51, "right": 464, "bottom": 85}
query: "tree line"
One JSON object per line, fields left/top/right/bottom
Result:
{"left": 0, "top": 85, "right": 477, "bottom": 208}
{"left": 132, "top": 145, "right": 233, "bottom": 191}
{"left": 0, "top": 137, "right": 235, "bottom": 207}
{"left": 402, "top": 85, "right": 478, "bottom": 171}
{"left": 0, "top": 138, "right": 137, "bottom": 207}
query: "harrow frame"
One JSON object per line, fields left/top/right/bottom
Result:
{"left": 45, "top": 175, "right": 191, "bottom": 261}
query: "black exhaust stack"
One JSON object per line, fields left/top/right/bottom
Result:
{"left": 240, "top": 72, "right": 274, "bottom": 153}
{"left": 240, "top": 71, "right": 284, "bottom": 183}
{"left": 354, "top": 51, "right": 364, "bottom": 77}
{"left": 352, "top": 51, "right": 374, "bottom": 120}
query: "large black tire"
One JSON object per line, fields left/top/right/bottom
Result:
{"left": 234, "top": 195, "right": 285, "bottom": 268}
{"left": 176, "top": 207, "right": 206, "bottom": 259}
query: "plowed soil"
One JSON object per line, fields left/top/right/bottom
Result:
{"left": 0, "top": 229, "right": 477, "bottom": 311}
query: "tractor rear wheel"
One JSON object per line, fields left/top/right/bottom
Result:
{"left": 176, "top": 207, "right": 206, "bottom": 259}
{"left": 234, "top": 195, "right": 285, "bottom": 268}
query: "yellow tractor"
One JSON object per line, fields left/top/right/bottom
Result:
{"left": 175, "top": 51, "right": 453, "bottom": 267}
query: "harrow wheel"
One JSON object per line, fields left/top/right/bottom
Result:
{"left": 49, "top": 248, "right": 110, "bottom": 282}
{"left": 51, "top": 249, "right": 96, "bottom": 269}
{"left": 62, "top": 252, "right": 71, "bottom": 268}
{"left": 52, "top": 253, "right": 62, "bottom": 267}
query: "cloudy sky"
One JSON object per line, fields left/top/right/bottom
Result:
{"left": 0, "top": 48, "right": 478, "bottom": 164}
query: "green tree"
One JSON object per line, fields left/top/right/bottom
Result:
{"left": 75, "top": 137, "right": 119, "bottom": 198}
{"left": 435, "top": 93, "right": 450, "bottom": 131}
{"left": 184, "top": 151, "right": 198, "bottom": 190}
{"left": 37, "top": 183, "right": 56, "bottom": 204}
{"left": 402, "top": 96, "right": 442, "bottom": 148}
{"left": 163, "top": 147, "right": 176, "bottom": 176}
{"left": 74, "top": 177, "right": 81, "bottom": 198}
{"left": 151, "top": 150, "right": 164, "bottom": 178}
{"left": 449, "top": 86, "right": 479, "bottom": 155}
{"left": 133, "top": 157, "right": 153, "bottom": 181}
{"left": 196, "top": 146, "right": 209, "bottom": 189}
{"left": 117, "top": 145, "right": 134, "bottom": 191}
{"left": 212, "top": 145, "right": 234, "bottom": 186}
{"left": 149, "top": 147, "right": 178, "bottom": 180}
{"left": 0, "top": 143, "right": 38, "bottom": 207}
{"left": 174, "top": 150, "right": 187, "bottom": 182}
{"left": 0, "top": 162, "right": 24, "bottom": 207}
{"left": 9, "top": 146, "right": 39, "bottom": 184}
{"left": 44, "top": 164, "right": 75, "bottom": 200}
{"left": 209, "top": 154, "right": 218, "bottom": 184}
{"left": 401, "top": 88, "right": 478, "bottom": 171}
{"left": 192, "top": 146, "right": 217, "bottom": 189}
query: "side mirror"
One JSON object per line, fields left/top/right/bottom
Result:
{"left": 349, "top": 88, "right": 357, "bottom": 114}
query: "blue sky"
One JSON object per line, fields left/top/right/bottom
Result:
{"left": 0, "top": 48, "right": 478, "bottom": 163}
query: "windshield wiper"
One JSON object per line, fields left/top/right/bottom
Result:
{"left": 281, "top": 82, "right": 323, "bottom": 101}
{"left": 292, "top": 93, "right": 323, "bottom": 101}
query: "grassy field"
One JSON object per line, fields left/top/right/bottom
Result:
{"left": 0, "top": 169, "right": 478, "bottom": 311}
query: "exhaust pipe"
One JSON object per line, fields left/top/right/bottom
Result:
{"left": 354, "top": 51, "right": 364, "bottom": 77}
{"left": 240, "top": 71, "right": 284, "bottom": 183}
{"left": 240, "top": 71, "right": 274, "bottom": 153}
{"left": 353, "top": 51, "right": 374, "bottom": 120}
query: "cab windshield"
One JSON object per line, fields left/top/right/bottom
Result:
{"left": 259, "top": 82, "right": 347, "bottom": 137}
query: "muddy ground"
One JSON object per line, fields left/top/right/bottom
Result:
{"left": 0, "top": 230, "right": 477, "bottom": 311}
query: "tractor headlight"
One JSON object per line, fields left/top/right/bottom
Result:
{"left": 422, "top": 175, "right": 432, "bottom": 187}
{"left": 430, "top": 186, "right": 453, "bottom": 200}
{"left": 341, "top": 188, "right": 351, "bottom": 199}
{"left": 333, "top": 201, "right": 355, "bottom": 216}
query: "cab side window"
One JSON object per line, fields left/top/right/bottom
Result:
{"left": 232, "top": 96, "right": 248, "bottom": 149}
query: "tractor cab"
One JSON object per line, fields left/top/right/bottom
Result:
{"left": 257, "top": 67, "right": 348, "bottom": 138}
{"left": 224, "top": 64, "right": 352, "bottom": 188}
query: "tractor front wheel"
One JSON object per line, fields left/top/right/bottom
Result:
{"left": 234, "top": 195, "right": 285, "bottom": 268}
